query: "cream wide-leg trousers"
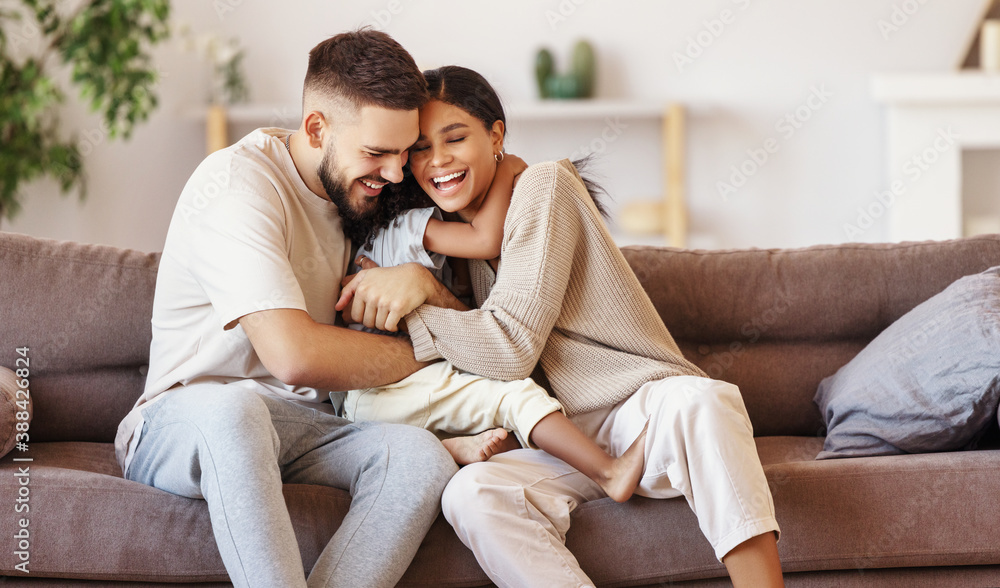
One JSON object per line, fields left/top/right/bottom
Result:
{"left": 441, "top": 375, "right": 780, "bottom": 588}
{"left": 343, "top": 360, "right": 564, "bottom": 448}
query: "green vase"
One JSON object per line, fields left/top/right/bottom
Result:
{"left": 545, "top": 74, "right": 580, "bottom": 100}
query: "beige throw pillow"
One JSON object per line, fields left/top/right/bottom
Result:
{"left": 0, "top": 367, "right": 32, "bottom": 458}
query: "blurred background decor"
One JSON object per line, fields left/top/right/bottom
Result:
{"left": 535, "top": 39, "right": 596, "bottom": 99}
{"left": 0, "top": 0, "right": 170, "bottom": 224}
{"left": 872, "top": 0, "right": 1000, "bottom": 242}
{"left": 960, "top": 0, "right": 1000, "bottom": 70}
{"left": 175, "top": 25, "right": 249, "bottom": 152}
{"left": 1, "top": 1, "right": 995, "bottom": 252}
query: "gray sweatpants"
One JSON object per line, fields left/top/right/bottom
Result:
{"left": 126, "top": 383, "right": 458, "bottom": 588}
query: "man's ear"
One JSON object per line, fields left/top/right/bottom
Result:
{"left": 490, "top": 120, "right": 506, "bottom": 153}
{"left": 303, "top": 111, "right": 328, "bottom": 149}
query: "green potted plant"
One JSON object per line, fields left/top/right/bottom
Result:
{"left": 0, "top": 0, "right": 171, "bottom": 223}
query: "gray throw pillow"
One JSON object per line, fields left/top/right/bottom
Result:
{"left": 814, "top": 266, "right": 1000, "bottom": 460}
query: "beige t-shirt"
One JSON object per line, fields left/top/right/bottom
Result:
{"left": 115, "top": 128, "right": 351, "bottom": 473}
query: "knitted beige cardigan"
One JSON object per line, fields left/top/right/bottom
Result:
{"left": 406, "top": 159, "right": 706, "bottom": 416}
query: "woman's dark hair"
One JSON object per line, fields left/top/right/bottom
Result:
{"left": 425, "top": 66, "right": 507, "bottom": 144}
{"left": 344, "top": 65, "right": 609, "bottom": 249}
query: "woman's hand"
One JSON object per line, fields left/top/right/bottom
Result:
{"left": 336, "top": 256, "right": 436, "bottom": 332}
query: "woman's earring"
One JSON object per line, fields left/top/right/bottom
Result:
{"left": 495, "top": 151, "right": 505, "bottom": 163}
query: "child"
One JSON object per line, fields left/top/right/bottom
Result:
{"left": 338, "top": 152, "right": 648, "bottom": 503}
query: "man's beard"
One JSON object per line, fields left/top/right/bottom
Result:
{"left": 318, "top": 148, "right": 364, "bottom": 221}
{"left": 318, "top": 144, "right": 393, "bottom": 246}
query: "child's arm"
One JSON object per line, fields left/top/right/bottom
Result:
{"left": 422, "top": 154, "right": 528, "bottom": 260}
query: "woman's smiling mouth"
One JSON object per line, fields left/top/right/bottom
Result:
{"left": 430, "top": 170, "right": 467, "bottom": 192}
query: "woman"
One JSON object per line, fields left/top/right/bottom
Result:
{"left": 340, "top": 66, "right": 784, "bottom": 588}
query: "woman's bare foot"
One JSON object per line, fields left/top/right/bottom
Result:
{"left": 599, "top": 420, "right": 649, "bottom": 503}
{"left": 441, "top": 428, "right": 521, "bottom": 465}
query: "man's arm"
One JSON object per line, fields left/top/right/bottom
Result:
{"left": 240, "top": 308, "right": 429, "bottom": 391}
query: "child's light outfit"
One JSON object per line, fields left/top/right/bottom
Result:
{"left": 355, "top": 207, "right": 451, "bottom": 288}
{"left": 341, "top": 207, "right": 563, "bottom": 448}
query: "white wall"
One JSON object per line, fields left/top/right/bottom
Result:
{"left": 3, "top": 0, "right": 989, "bottom": 252}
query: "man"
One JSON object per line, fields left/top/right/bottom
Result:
{"left": 115, "top": 30, "right": 458, "bottom": 588}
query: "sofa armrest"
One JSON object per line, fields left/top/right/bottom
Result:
{"left": 0, "top": 366, "right": 30, "bottom": 457}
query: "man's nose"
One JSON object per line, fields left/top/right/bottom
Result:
{"left": 382, "top": 156, "right": 405, "bottom": 183}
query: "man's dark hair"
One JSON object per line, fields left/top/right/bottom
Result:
{"left": 303, "top": 28, "right": 428, "bottom": 112}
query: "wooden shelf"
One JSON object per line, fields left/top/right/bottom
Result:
{"left": 181, "top": 104, "right": 300, "bottom": 124}
{"left": 505, "top": 99, "right": 665, "bottom": 120}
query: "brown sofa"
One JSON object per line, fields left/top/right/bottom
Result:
{"left": 3, "top": 229, "right": 1000, "bottom": 587}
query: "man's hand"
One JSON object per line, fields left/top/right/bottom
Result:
{"left": 336, "top": 256, "right": 436, "bottom": 332}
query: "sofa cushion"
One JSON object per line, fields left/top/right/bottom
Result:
{"left": 772, "top": 446, "right": 1000, "bottom": 573}
{"left": 622, "top": 235, "right": 1000, "bottom": 437}
{"left": 0, "top": 233, "right": 160, "bottom": 443}
{"left": 28, "top": 367, "right": 147, "bottom": 444}
{"left": 8, "top": 438, "right": 1000, "bottom": 585}
{"left": 0, "top": 442, "right": 487, "bottom": 585}
{"left": 814, "top": 266, "right": 1000, "bottom": 459}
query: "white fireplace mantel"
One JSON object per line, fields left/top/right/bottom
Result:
{"left": 872, "top": 72, "right": 1000, "bottom": 241}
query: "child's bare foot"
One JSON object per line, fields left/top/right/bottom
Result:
{"left": 441, "top": 428, "right": 521, "bottom": 465}
{"left": 599, "top": 420, "right": 649, "bottom": 503}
